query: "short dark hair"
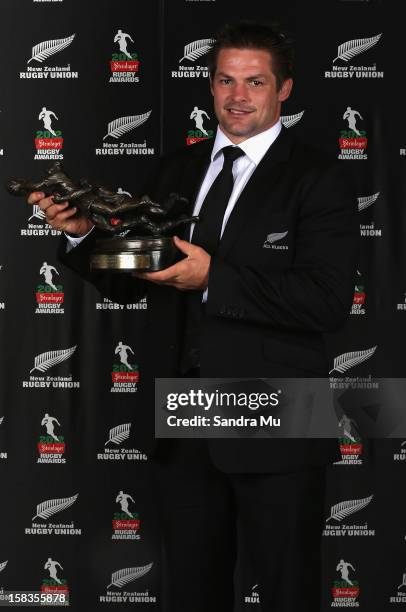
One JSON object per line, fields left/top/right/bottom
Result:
{"left": 207, "top": 21, "right": 294, "bottom": 90}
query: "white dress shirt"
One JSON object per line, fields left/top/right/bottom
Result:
{"left": 190, "top": 120, "right": 282, "bottom": 241}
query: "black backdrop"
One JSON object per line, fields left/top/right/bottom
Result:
{"left": 0, "top": 0, "right": 405, "bottom": 609}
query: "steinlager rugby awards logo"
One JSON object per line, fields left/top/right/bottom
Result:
{"left": 112, "top": 490, "right": 141, "bottom": 541}
{"left": 325, "top": 33, "right": 383, "bottom": 79}
{"left": 96, "top": 111, "right": 154, "bottom": 156}
{"left": 34, "top": 107, "right": 64, "bottom": 160}
{"left": 109, "top": 30, "right": 139, "bottom": 83}
{"left": 351, "top": 271, "right": 366, "bottom": 316}
{"left": 20, "top": 34, "right": 78, "bottom": 79}
{"left": 172, "top": 38, "right": 214, "bottom": 78}
{"left": 338, "top": 107, "right": 367, "bottom": 160}
{"left": 41, "top": 558, "right": 69, "bottom": 597}
{"left": 323, "top": 494, "right": 375, "bottom": 537}
{"left": 186, "top": 106, "right": 213, "bottom": 145}
{"left": 26, "top": 493, "right": 81, "bottom": 535}
{"left": 111, "top": 342, "right": 139, "bottom": 393}
{"left": 0, "top": 416, "right": 7, "bottom": 461}
{"left": 100, "top": 562, "right": 156, "bottom": 604}
{"left": 37, "top": 413, "right": 66, "bottom": 464}
{"left": 21, "top": 204, "right": 62, "bottom": 237}
{"left": 358, "top": 192, "right": 382, "bottom": 238}
{"left": 336, "top": 414, "right": 363, "bottom": 465}
{"left": 331, "top": 559, "right": 360, "bottom": 608}
{"left": 97, "top": 423, "right": 147, "bottom": 462}
{"left": 35, "top": 262, "right": 64, "bottom": 315}
{"left": 22, "top": 345, "right": 79, "bottom": 389}
{"left": 329, "top": 345, "right": 378, "bottom": 390}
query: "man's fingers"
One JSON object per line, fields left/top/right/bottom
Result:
{"left": 52, "top": 207, "right": 77, "bottom": 224}
{"left": 27, "top": 191, "right": 45, "bottom": 205}
{"left": 45, "top": 202, "right": 70, "bottom": 222}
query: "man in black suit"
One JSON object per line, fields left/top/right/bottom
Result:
{"left": 29, "top": 21, "right": 358, "bottom": 612}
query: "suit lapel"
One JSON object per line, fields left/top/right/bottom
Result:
{"left": 217, "top": 127, "right": 293, "bottom": 258}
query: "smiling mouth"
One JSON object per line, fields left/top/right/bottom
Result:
{"left": 226, "top": 108, "right": 254, "bottom": 116}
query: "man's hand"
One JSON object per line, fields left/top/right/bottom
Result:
{"left": 134, "top": 236, "right": 210, "bottom": 291}
{"left": 27, "top": 191, "right": 94, "bottom": 237}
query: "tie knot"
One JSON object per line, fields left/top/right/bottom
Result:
{"left": 221, "top": 145, "right": 245, "bottom": 165}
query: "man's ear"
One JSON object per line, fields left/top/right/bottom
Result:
{"left": 278, "top": 78, "right": 293, "bottom": 102}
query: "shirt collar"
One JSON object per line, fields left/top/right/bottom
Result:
{"left": 211, "top": 120, "right": 282, "bottom": 166}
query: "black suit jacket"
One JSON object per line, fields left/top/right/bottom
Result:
{"left": 60, "top": 127, "right": 359, "bottom": 473}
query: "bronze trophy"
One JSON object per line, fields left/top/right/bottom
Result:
{"left": 7, "top": 162, "right": 198, "bottom": 271}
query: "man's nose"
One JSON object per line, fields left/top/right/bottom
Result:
{"left": 230, "top": 82, "right": 249, "bottom": 101}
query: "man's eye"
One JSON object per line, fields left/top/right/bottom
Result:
{"left": 251, "top": 80, "right": 263, "bottom": 86}
{"left": 219, "top": 79, "right": 231, "bottom": 85}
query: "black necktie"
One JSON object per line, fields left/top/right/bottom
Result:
{"left": 192, "top": 145, "right": 245, "bottom": 254}
{"left": 180, "top": 145, "right": 245, "bottom": 374}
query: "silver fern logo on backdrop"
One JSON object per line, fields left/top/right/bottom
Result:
{"left": 323, "top": 494, "right": 375, "bottom": 537}
{"left": 21, "top": 203, "right": 62, "bottom": 238}
{"left": 358, "top": 191, "right": 383, "bottom": 238}
{"left": 329, "top": 345, "right": 379, "bottom": 390}
{"left": 325, "top": 33, "right": 384, "bottom": 79}
{"left": 26, "top": 493, "right": 81, "bottom": 536}
{"left": 20, "top": 34, "right": 78, "bottom": 80}
{"left": 97, "top": 423, "right": 148, "bottom": 463}
{"left": 389, "top": 571, "right": 406, "bottom": 604}
{"left": 100, "top": 562, "right": 156, "bottom": 604}
{"left": 22, "top": 345, "right": 80, "bottom": 390}
{"left": 244, "top": 584, "right": 260, "bottom": 606}
{"left": 393, "top": 440, "right": 406, "bottom": 462}
{"left": 172, "top": 38, "right": 215, "bottom": 78}
{"left": 95, "top": 111, "right": 154, "bottom": 156}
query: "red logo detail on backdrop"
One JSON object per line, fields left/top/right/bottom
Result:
{"left": 110, "top": 60, "right": 139, "bottom": 72}
{"left": 111, "top": 342, "right": 139, "bottom": 392}
{"left": 338, "top": 107, "right": 368, "bottom": 160}
{"left": 37, "top": 412, "right": 66, "bottom": 464}
{"left": 112, "top": 490, "right": 141, "bottom": 541}
{"left": 351, "top": 273, "right": 366, "bottom": 316}
{"left": 34, "top": 108, "right": 63, "bottom": 160}
{"left": 111, "top": 370, "right": 139, "bottom": 383}
{"left": 35, "top": 263, "right": 64, "bottom": 314}
{"left": 186, "top": 106, "right": 213, "bottom": 145}
{"left": 109, "top": 30, "right": 140, "bottom": 83}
